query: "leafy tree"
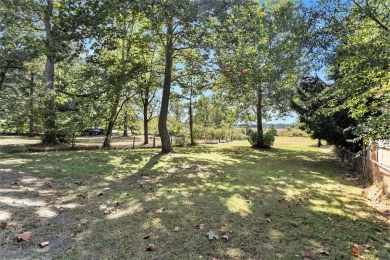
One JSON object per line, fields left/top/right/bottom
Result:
{"left": 144, "top": 0, "right": 240, "bottom": 153}
{"left": 311, "top": 0, "right": 389, "bottom": 141}
{"left": 291, "top": 75, "right": 360, "bottom": 151}
{"left": 215, "top": 0, "right": 308, "bottom": 148}
{"left": 134, "top": 41, "right": 163, "bottom": 144}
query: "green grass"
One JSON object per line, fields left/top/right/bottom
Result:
{"left": 0, "top": 137, "right": 389, "bottom": 259}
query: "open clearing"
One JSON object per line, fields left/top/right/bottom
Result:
{"left": 0, "top": 137, "right": 389, "bottom": 259}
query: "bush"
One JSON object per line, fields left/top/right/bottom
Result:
{"left": 247, "top": 131, "right": 275, "bottom": 148}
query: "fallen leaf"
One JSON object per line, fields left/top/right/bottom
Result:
{"left": 222, "top": 235, "right": 229, "bottom": 241}
{"left": 77, "top": 220, "right": 88, "bottom": 227}
{"left": 266, "top": 218, "right": 272, "bottom": 223}
{"left": 174, "top": 227, "right": 181, "bottom": 232}
{"left": 195, "top": 223, "right": 204, "bottom": 229}
{"left": 143, "top": 234, "right": 150, "bottom": 239}
{"left": 318, "top": 247, "right": 330, "bottom": 255}
{"left": 156, "top": 207, "right": 165, "bottom": 213}
{"left": 302, "top": 249, "right": 312, "bottom": 259}
{"left": 17, "top": 231, "right": 32, "bottom": 241}
{"left": 0, "top": 222, "right": 7, "bottom": 229}
{"left": 66, "top": 246, "right": 74, "bottom": 253}
{"left": 351, "top": 244, "right": 361, "bottom": 257}
{"left": 146, "top": 243, "right": 155, "bottom": 251}
{"left": 87, "top": 210, "right": 93, "bottom": 214}
{"left": 206, "top": 230, "right": 219, "bottom": 240}
{"left": 70, "top": 233, "right": 78, "bottom": 237}
{"left": 39, "top": 241, "right": 50, "bottom": 248}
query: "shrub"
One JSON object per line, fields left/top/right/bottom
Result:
{"left": 247, "top": 131, "right": 275, "bottom": 148}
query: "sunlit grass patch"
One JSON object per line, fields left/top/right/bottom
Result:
{"left": 0, "top": 137, "right": 388, "bottom": 259}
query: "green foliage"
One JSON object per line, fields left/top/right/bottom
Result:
{"left": 291, "top": 76, "right": 360, "bottom": 151}
{"left": 312, "top": 0, "right": 390, "bottom": 141}
{"left": 248, "top": 131, "right": 275, "bottom": 148}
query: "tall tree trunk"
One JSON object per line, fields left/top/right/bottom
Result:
{"left": 256, "top": 86, "right": 264, "bottom": 148}
{"left": 42, "top": 0, "right": 58, "bottom": 145}
{"left": 103, "top": 91, "right": 121, "bottom": 149}
{"left": 0, "top": 71, "right": 5, "bottom": 91}
{"left": 104, "top": 35, "right": 127, "bottom": 148}
{"left": 158, "top": 17, "right": 174, "bottom": 153}
{"left": 123, "top": 110, "right": 128, "bottom": 137}
{"left": 28, "top": 73, "right": 35, "bottom": 137}
{"left": 189, "top": 88, "right": 195, "bottom": 145}
{"left": 143, "top": 101, "right": 149, "bottom": 144}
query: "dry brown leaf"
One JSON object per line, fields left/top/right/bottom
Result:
{"left": 156, "top": 207, "right": 165, "bottom": 213}
{"left": 39, "top": 241, "right": 50, "bottom": 248}
{"left": 351, "top": 244, "right": 361, "bottom": 257}
{"left": 104, "top": 208, "right": 117, "bottom": 215}
{"left": 174, "top": 227, "right": 181, "bottom": 232}
{"left": 87, "top": 210, "right": 93, "bottom": 214}
{"left": 195, "top": 223, "right": 204, "bottom": 229}
{"left": 77, "top": 220, "right": 88, "bottom": 227}
{"left": 143, "top": 234, "right": 150, "bottom": 239}
{"left": 66, "top": 246, "right": 74, "bottom": 253}
{"left": 0, "top": 222, "right": 7, "bottom": 229}
{"left": 146, "top": 243, "right": 155, "bottom": 251}
{"left": 266, "top": 218, "right": 272, "bottom": 223}
{"left": 17, "top": 231, "right": 32, "bottom": 241}
{"left": 318, "top": 247, "right": 330, "bottom": 255}
{"left": 222, "top": 235, "right": 229, "bottom": 241}
{"left": 302, "top": 249, "right": 312, "bottom": 259}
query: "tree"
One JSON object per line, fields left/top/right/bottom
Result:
{"left": 134, "top": 41, "right": 162, "bottom": 144}
{"left": 303, "top": 0, "right": 390, "bottom": 142}
{"left": 1, "top": 0, "right": 100, "bottom": 144}
{"left": 80, "top": 2, "right": 146, "bottom": 148}
{"left": 215, "top": 0, "right": 308, "bottom": 148}
{"left": 144, "top": 0, "right": 238, "bottom": 153}
{"left": 291, "top": 75, "right": 360, "bottom": 151}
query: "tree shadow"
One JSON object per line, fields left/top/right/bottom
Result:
{"left": 0, "top": 143, "right": 389, "bottom": 259}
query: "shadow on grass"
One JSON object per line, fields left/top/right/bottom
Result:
{"left": 0, "top": 142, "right": 389, "bottom": 259}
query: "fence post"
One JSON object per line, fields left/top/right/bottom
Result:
{"left": 72, "top": 133, "right": 76, "bottom": 149}
{"left": 153, "top": 136, "right": 156, "bottom": 148}
{"left": 132, "top": 136, "right": 135, "bottom": 149}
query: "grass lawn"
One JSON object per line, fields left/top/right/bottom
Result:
{"left": 0, "top": 137, "right": 389, "bottom": 259}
